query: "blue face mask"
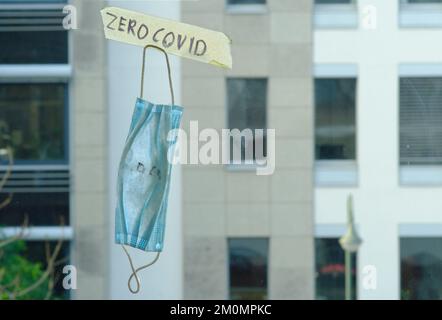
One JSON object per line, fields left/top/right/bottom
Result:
{"left": 115, "top": 45, "right": 183, "bottom": 293}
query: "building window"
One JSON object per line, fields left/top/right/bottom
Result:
{"left": 400, "top": 0, "right": 442, "bottom": 28}
{"left": 228, "top": 238, "right": 268, "bottom": 300}
{"left": 315, "top": 238, "right": 357, "bottom": 300}
{"left": 227, "top": 78, "right": 267, "bottom": 166}
{"left": 0, "top": 31, "right": 68, "bottom": 64}
{"left": 400, "top": 77, "right": 442, "bottom": 165}
{"left": 0, "top": 0, "right": 71, "bottom": 299}
{"left": 227, "top": 0, "right": 266, "bottom": 4}
{"left": 0, "top": 83, "right": 67, "bottom": 163}
{"left": 404, "top": 0, "right": 442, "bottom": 3}
{"left": 315, "top": 78, "right": 357, "bottom": 161}
{"left": 314, "top": 0, "right": 358, "bottom": 29}
{"left": 0, "top": 192, "right": 69, "bottom": 226}
{"left": 0, "top": 0, "right": 68, "bottom": 64}
{"left": 401, "top": 238, "right": 442, "bottom": 300}
{"left": 315, "top": 0, "right": 353, "bottom": 4}
{"left": 226, "top": 0, "right": 267, "bottom": 14}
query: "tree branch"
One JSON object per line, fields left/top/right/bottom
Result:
{"left": 14, "top": 237, "right": 63, "bottom": 298}
{"left": 0, "top": 215, "right": 29, "bottom": 250}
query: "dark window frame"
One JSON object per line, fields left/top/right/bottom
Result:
{"left": 399, "top": 77, "right": 442, "bottom": 166}
{"left": 226, "top": 77, "right": 268, "bottom": 165}
{"left": 315, "top": 0, "right": 354, "bottom": 4}
{"left": 400, "top": 237, "right": 442, "bottom": 300}
{"left": 227, "top": 0, "right": 266, "bottom": 5}
{"left": 315, "top": 237, "right": 357, "bottom": 300}
{"left": 228, "top": 237, "right": 269, "bottom": 300}
{"left": 315, "top": 77, "right": 357, "bottom": 161}
{"left": 0, "top": 82, "right": 69, "bottom": 165}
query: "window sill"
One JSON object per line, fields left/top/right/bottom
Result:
{"left": 315, "top": 160, "right": 358, "bottom": 187}
{"left": 0, "top": 226, "right": 73, "bottom": 241}
{"left": 0, "top": 64, "right": 72, "bottom": 81}
{"left": 400, "top": 4, "right": 442, "bottom": 28}
{"left": 400, "top": 165, "right": 442, "bottom": 186}
{"left": 399, "top": 224, "right": 442, "bottom": 237}
{"left": 226, "top": 4, "right": 268, "bottom": 15}
{"left": 314, "top": 4, "right": 358, "bottom": 29}
{"left": 315, "top": 224, "right": 360, "bottom": 237}
{"left": 315, "top": 224, "right": 346, "bottom": 237}
{"left": 0, "top": 2, "right": 65, "bottom": 10}
{"left": 225, "top": 163, "right": 263, "bottom": 172}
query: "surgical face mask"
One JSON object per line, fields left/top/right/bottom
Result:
{"left": 115, "top": 45, "right": 183, "bottom": 293}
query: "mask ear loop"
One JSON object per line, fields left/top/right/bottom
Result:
{"left": 120, "top": 44, "right": 175, "bottom": 294}
{"left": 139, "top": 44, "right": 175, "bottom": 105}
{"left": 122, "top": 245, "right": 161, "bottom": 294}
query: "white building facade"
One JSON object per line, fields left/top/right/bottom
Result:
{"left": 314, "top": 0, "right": 442, "bottom": 300}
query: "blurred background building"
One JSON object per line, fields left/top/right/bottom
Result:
{"left": 314, "top": 0, "right": 442, "bottom": 300}
{"left": 0, "top": 0, "right": 108, "bottom": 299}
{"left": 0, "top": 0, "right": 315, "bottom": 300}
{"left": 181, "top": 0, "right": 314, "bottom": 300}
{"left": 1, "top": 0, "right": 442, "bottom": 300}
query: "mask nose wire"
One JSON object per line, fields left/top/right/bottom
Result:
{"left": 121, "top": 245, "right": 161, "bottom": 294}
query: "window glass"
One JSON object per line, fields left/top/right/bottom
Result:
{"left": 228, "top": 238, "right": 268, "bottom": 300}
{"left": 0, "top": 192, "right": 69, "bottom": 226}
{"left": 315, "top": 78, "right": 356, "bottom": 160}
{"left": 0, "top": 1, "right": 68, "bottom": 64}
{"left": 315, "top": 0, "right": 353, "bottom": 4}
{"left": 227, "top": 78, "right": 267, "bottom": 163}
{"left": 0, "top": 32, "right": 68, "bottom": 64}
{"left": 227, "top": 78, "right": 267, "bottom": 132}
{"left": 405, "top": 0, "right": 442, "bottom": 3}
{"left": 227, "top": 0, "right": 266, "bottom": 5}
{"left": 401, "top": 237, "right": 442, "bottom": 300}
{"left": 400, "top": 78, "right": 442, "bottom": 165}
{"left": 315, "top": 238, "right": 357, "bottom": 300}
{"left": 0, "top": 83, "right": 67, "bottom": 163}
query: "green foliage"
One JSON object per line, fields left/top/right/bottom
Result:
{"left": 401, "top": 288, "right": 412, "bottom": 300}
{"left": 0, "top": 239, "right": 53, "bottom": 300}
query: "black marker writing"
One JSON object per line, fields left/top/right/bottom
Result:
{"left": 194, "top": 40, "right": 207, "bottom": 56}
{"left": 105, "top": 13, "right": 208, "bottom": 57}
{"left": 153, "top": 28, "right": 165, "bottom": 42}
{"left": 118, "top": 16, "right": 127, "bottom": 32}
{"left": 127, "top": 19, "right": 136, "bottom": 36}
{"left": 106, "top": 12, "right": 118, "bottom": 30}
{"left": 162, "top": 32, "right": 175, "bottom": 48}
{"left": 177, "top": 34, "right": 187, "bottom": 50}
{"left": 188, "top": 37, "right": 195, "bottom": 54}
{"left": 137, "top": 24, "right": 149, "bottom": 40}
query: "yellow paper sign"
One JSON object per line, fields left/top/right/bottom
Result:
{"left": 100, "top": 6, "right": 232, "bottom": 69}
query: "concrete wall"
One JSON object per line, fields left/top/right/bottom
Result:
{"left": 182, "top": 0, "right": 315, "bottom": 299}
{"left": 314, "top": 0, "right": 442, "bottom": 299}
{"left": 71, "top": 0, "right": 109, "bottom": 299}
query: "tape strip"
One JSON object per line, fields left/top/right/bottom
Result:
{"left": 101, "top": 6, "right": 232, "bottom": 69}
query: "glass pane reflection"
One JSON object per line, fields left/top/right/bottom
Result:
{"left": 229, "top": 238, "right": 268, "bottom": 300}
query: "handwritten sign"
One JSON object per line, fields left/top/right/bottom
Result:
{"left": 100, "top": 6, "right": 232, "bottom": 69}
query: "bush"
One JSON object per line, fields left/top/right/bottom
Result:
{"left": 0, "top": 239, "right": 57, "bottom": 300}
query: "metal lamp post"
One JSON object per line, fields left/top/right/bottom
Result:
{"left": 339, "top": 194, "right": 362, "bottom": 300}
